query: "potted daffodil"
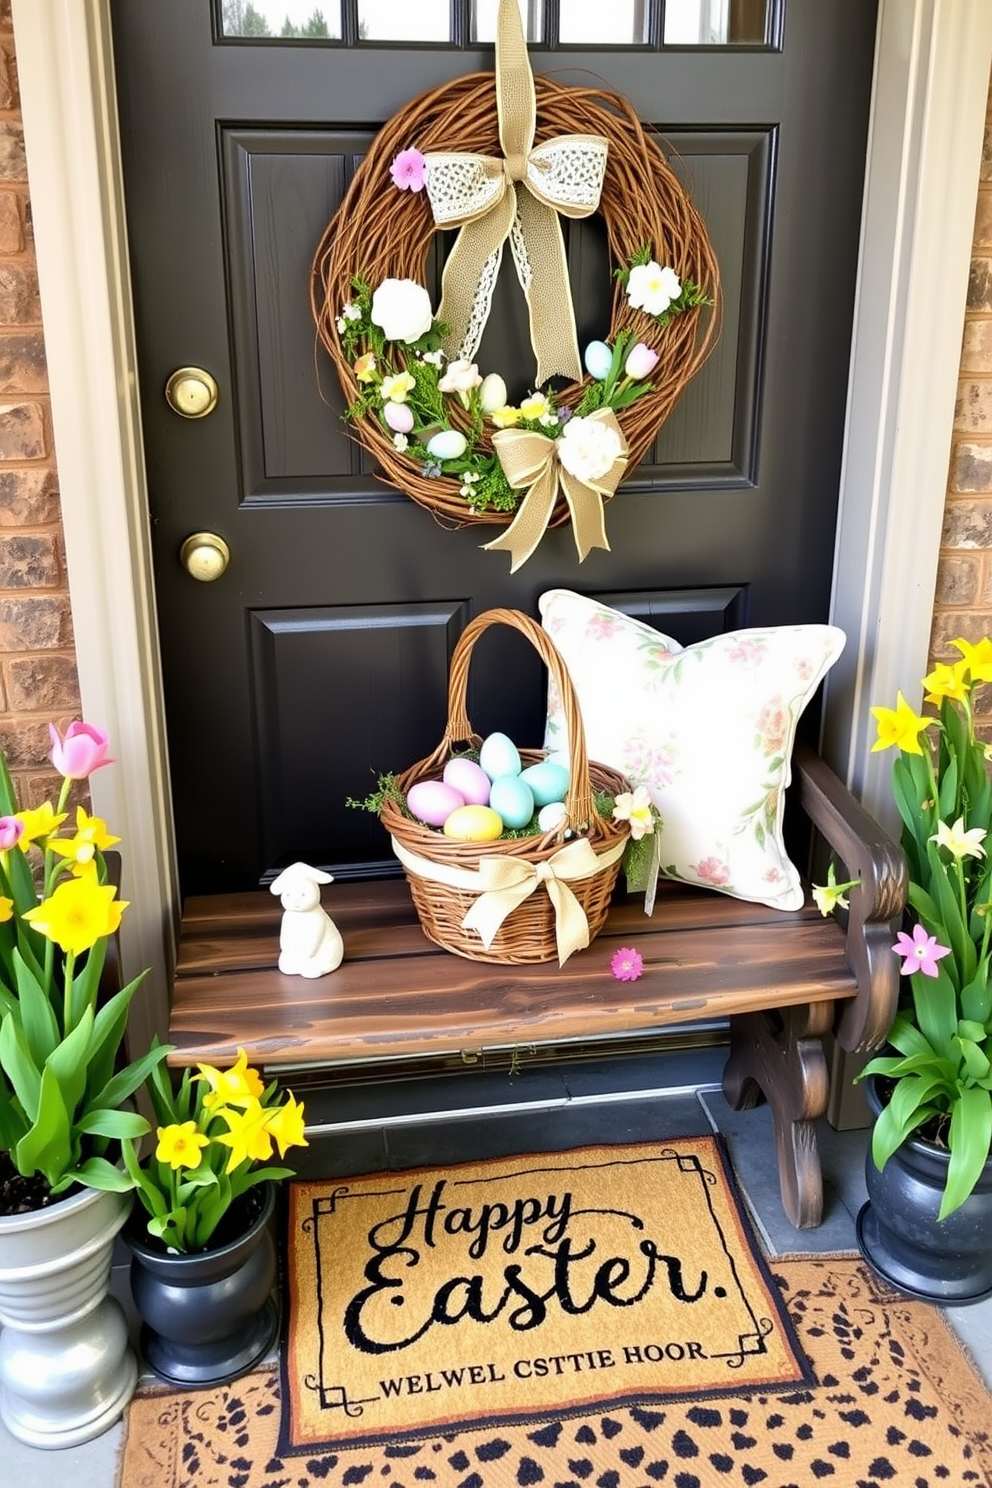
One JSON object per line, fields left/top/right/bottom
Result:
{"left": 853, "top": 638, "right": 992, "bottom": 1304}
{"left": 0, "top": 722, "right": 170, "bottom": 1447}
{"left": 121, "top": 1045, "right": 307, "bottom": 1386}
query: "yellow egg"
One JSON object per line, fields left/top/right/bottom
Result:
{"left": 442, "top": 804, "right": 504, "bottom": 841}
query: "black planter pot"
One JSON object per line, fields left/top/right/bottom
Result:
{"left": 857, "top": 1075, "right": 992, "bottom": 1305}
{"left": 124, "top": 1182, "right": 278, "bottom": 1386}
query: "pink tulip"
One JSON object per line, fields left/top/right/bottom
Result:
{"left": 49, "top": 721, "right": 113, "bottom": 780}
{"left": 383, "top": 401, "right": 414, "bottom": 434}
{"left": 0, "top": 815, "right": 23, "bottom": 850}
{"left": 624, "top": 342, "right": 660, "bottom": 380}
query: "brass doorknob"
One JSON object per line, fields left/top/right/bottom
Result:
{"left": 165, "top": 366, "right": 219, "bottom": 419}
{"left": 180, "top": 532, "right": 230, "bottom": 582}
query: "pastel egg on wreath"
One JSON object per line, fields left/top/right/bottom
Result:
{"left": 479, "top": 731, "right": 521, "bottom": 781}
{"left": 538, "top": 800, "right": 569, "bottom": 833}
{"left": 520, "top": 759, "right": 570, "bottom": 807}
{"left": 443, "top": 756, "right": 491, "bottom": 806}
{"left": 426, "top": 429, "right": 468, "bottom": 461}
{"left": 489, "top": 774, "right": 535, "bottom": 830}
{"left": 406, "top": 779, "right": 465, "bottom": 827}
{"left": 442, "top": 803, "right": 504, "bottom": 841}
{"left": 583, "top": 339, "right": 614, "bottom": 381}
{"left": 382, "top": 400, "right": 414, "bottom": 434}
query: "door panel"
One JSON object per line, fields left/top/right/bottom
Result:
{"left": 110, "top": 0, "right": 877, "bottom": 893}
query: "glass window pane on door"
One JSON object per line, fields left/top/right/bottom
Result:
{"left": 664, "top": 0, "right": 769, "bottom": 45}
{"left": 219, "top": 0, "right": 342, "bottom": 39}
{"left": 357, "top": 0, "right": 451, "bottom": 41}
{"left": 472, "top": 0, "right": 542, "bottom": 43}
{"left": 559, "top": 1, "right": 650, "bottom": 44}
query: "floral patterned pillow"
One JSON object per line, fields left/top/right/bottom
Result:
{"left": 539, "top": 589, "right": 846, "bottom": 910}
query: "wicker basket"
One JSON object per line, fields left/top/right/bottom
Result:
{"left": 380, "top": 609, "right": 631, "bottom": 964}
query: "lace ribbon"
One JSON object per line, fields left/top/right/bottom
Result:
{"left": 423, "top": 0, "right": 608, "bottom": 383}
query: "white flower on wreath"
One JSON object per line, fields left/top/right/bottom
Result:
{"left": 557, "top": 414, "right": 623, "bottom": 484}
{"left": 626, "top": 260, "right": 682, "bottom": 317}
{"left": 370, "top": 278, "right": 434, "bottom": 343}
{"left": 392, "top": 432, "right": 409, "bottom": 453}
{"left": 438, "top": 359, "right": 482, "bottom": 395}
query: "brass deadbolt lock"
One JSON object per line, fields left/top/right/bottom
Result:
{"left": 180, "top": 532, "right": 230, "bottom": 582}
{"left": 165, "top": 366, "right": 219, "bottom": 419}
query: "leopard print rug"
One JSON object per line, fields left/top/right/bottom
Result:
{"left": 118, "top": 1256, "right": 992, "bottom": 1488}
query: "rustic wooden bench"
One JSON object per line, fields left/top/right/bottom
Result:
{"left": 167, "top": 741, "right": 907, "bottom": 1229}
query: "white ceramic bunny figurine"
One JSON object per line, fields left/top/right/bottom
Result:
{"left": 269, "top": 862, "right": 344, "bottom": 977}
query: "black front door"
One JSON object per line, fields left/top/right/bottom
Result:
{"left": 110, "top": 0, "right": 877, "bottom": 896}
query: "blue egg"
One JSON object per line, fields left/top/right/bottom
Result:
{"left": 479, "top": 731, "right": 522, "bottom": 781}
{"left": 489, "top": 774, "right": 535, "bottom": 830}
{"left": 584, "top": 340, "right": 613, "bottom": 381}
{"left": 520, "top": 760, "right": 570, "bottom": 807}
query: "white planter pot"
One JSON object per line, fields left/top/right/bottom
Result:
{"left": 0, "top": 1184, "right": 137, "bottom": 1448}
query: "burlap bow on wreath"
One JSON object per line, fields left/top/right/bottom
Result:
{"left": 423, "top": 0, "right": 607, "bottom": 384}
{"left": 311, "top": 0, "right": 720, "bottom": 567}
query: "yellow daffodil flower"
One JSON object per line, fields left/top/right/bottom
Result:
{"left": 952, "top": 635, "right": 992, "bottom": 683}
{"left": 48, "top": 806, "right": 121, "bottom": 876}
{"left": 196, "top": 1047, "right": 265, "bottom": 1112}
{"left": 23, "top": 876, "right": 128, "bottom": 956}
{"left": 155, "top": 1121, "right": 210, "bottom": 1171}
{"left": 0, "top": 896, "right": 12, "bottom": 923}
{"left": 266, "top": 1094, "right": 308, "bottom": 1158}
{"left": 214, "top": 1099, "right": 275, "bottom": 1174}
{"left": 870, "top": 692, "right": 932, "bottom": 755}
{"left": 490, "top": 404, "right": 522, "bottom": 428}
{"left": 811, "top": 862, "right": 860, "bottom": 917}
{"left": 380, "top": 371, "right": 416, "bottom": 403}
{"left": 922, "top": 659, "right": 971, "bottom": 707}
{"left": 930, "top": 815, "right": 987, "bottom": 861}
{"left": 519, "top": 391, "right": 551, "bottom": 421}
{"left": 14, "top": 802, "right": 68, "bottom": 849}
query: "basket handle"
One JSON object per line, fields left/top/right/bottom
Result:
{"left": 440, "top": 607, "right": 606, "bottom": 835}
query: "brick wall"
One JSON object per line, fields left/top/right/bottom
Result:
{"left": 0, "top": 0, "right": 81, "bottom": 812}
{"left": 934, "top": 80, "right": 992, "bottom": 700}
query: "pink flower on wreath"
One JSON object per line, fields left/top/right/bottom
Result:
{"left": 695, "top": 856, "right": 731, "bottom": 886}
{"left": 611, "top": 947, "right": 644, "bottom": 982}
{"left": 390, "top": 148, "right": 426, "bottom": 192}
{"left": 892, "top": 923, "right": 952, "bottom": 978}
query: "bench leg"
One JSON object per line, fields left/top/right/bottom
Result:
{"left": 721, "top": 1002, "right": 832, "bottom": 1230}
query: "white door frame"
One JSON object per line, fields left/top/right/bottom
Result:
{"left": 11, "top": 0, "right": 992, "bottom": 1046}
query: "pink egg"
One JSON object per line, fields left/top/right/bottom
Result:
{"left": 406, "top": 779, "right": 464, "bottom": 827}
{"left": 443, "top": 756, "right": 491, "bottom": 806}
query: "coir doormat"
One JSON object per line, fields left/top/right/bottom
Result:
{"left": 279, "top": 1137, "right": 811, "bottom": 1454}
{"left": 117, "top": 1255, "right": 992, "bottom": 1488}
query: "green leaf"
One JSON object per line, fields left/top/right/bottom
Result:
{"left": 960, "top": 961, "right": 992, "bottom": 1024}
{"left": 938, "top": 752, "right": 960, "bottom": 820}
{"left": 0, "top": 1013, "right": 41, "bottom": 1120}
{"left": 85, "top": 970, "right": 148, "bottom": 1101}
{"left": 15, "top": 1064, "right": 71, "bottom": 1186}
{"left": 75, "top": 1108, "right": 150, "bottom": 1139}
{"left": 905, "top": 881, "right": 942, "bottom": 928}
{"left": 66, "top": 936, "right": 107, "bottom": 1031}
{"left": 65, "top": 1155, "right": 134, "bottom": 1192}
{"left": 910, "top": 964, "right": 959, "bottom": 1058}
{"left": 89, "top": 1037, "right": 172, "bottom": 1113}
{"left": 941, "top": 1085, "right": 992, "bottom": 1219}
{"left": 45, "top": 1004, "right": 95, "bottom": 1123}
{"left": 10, "top": 950, "right": 60, "bottom": 1066}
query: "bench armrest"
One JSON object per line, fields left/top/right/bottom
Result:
{"left": 791, "top": 740, "right": 908, "bottom": 1053}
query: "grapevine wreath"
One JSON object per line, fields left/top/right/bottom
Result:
{"left": 312, "top": 0, "right": 720, "bottom": 572}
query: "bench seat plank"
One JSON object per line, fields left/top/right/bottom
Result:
{"left": 168, "top": 879, "right": 853, "bottom": 1070}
